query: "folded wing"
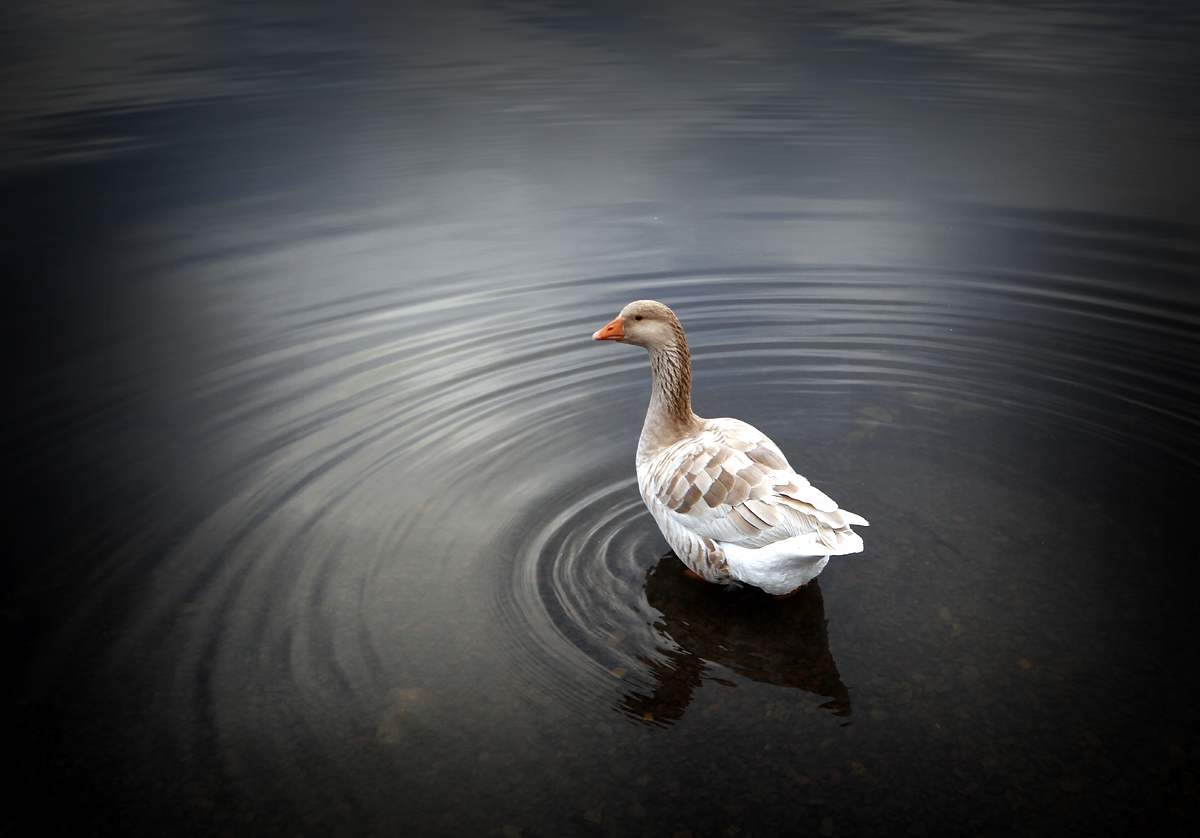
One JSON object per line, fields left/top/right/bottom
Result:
{"left": 641, "top": 418, "right": 868, "bottom": 554}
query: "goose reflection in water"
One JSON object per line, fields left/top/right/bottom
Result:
{"left": 619, "top": 552, "right": 851, "bottom": 727}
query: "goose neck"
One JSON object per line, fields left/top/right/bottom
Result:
{"left": 639, "top": 340, "right": 701, "bottom": 459}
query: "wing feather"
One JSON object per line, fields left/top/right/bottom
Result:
{"left": 728, "top": 506, "right": 762, "bottom": 537}
{"left": 639, "top": 418, "right": 867, "bottom": 559}
{"left": 743, "top": 497, "right": 784, "bottom": 527}
{"left": 725, "top": 474, "right": 752, "bottom": 506}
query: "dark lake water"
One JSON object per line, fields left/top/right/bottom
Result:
{"left": 4, "top": 1, "right": 1198, "bottom": 836}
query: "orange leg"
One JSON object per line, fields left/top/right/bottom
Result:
{"left": 772, "top": 581, "right": 810, "bottom": 599}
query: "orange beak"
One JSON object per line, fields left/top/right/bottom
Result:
{"left": 592, "top": 315, "right": 624, "bottom": 341}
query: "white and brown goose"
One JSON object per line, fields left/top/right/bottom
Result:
{"left": 593, "top": 300, "right": 867, "bottom": 597}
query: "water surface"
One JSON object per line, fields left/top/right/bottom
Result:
{"left": 4, "top": 2, "right": 1198, "bottom": 836}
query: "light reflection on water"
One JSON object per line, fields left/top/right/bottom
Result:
{"left": 5, "top": 2, "right": 1198, "bottom": 836}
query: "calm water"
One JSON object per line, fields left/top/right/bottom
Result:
{"left": 4, "top": 1, "right": 1198, "bottom": 836}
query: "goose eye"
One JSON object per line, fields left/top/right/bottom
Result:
{"left": 634, "top": 315, "right": 643, "bottom": 321}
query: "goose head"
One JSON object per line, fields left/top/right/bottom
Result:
{"left": 592, "top": 300, "right": 683, "bottom": 350}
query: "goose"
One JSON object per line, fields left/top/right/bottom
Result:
{"left": 593, "top": 300, "right": 867, "bottom": 597}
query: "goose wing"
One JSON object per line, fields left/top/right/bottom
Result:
{"left": 639, "top": 418, "right": 867, "bottom": 553}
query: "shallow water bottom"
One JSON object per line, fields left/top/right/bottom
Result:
{"left": 20, "top": 419, "right": 1197, "bottom": 838}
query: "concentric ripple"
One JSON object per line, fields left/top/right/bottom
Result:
{"left": 53, "top": 227, "right": 1196, "bottom": 764}
{"left": 13, "top": 195, "right": 1198, "bottom": 836}
{"left": 498, "top": 477, "right": 663, "bottom": 713}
